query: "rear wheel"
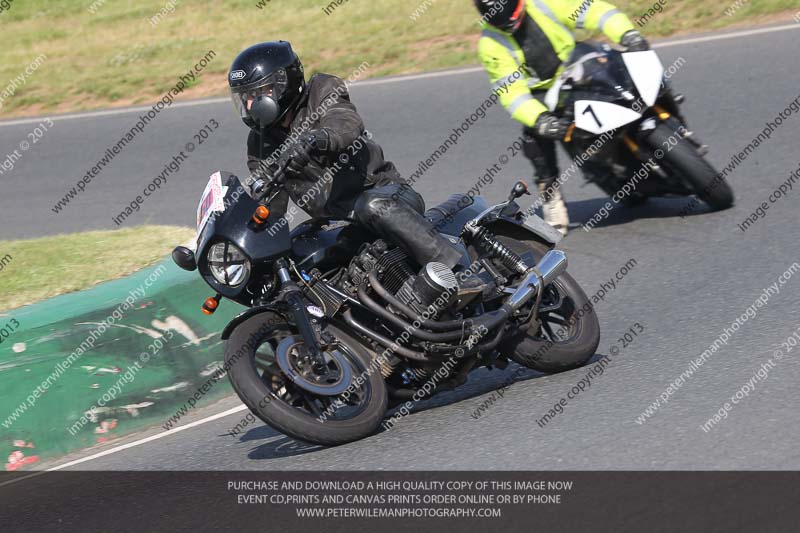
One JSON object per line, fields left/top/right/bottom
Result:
{"left": 494, "top": 237, "right": 601, "bottom": 373}
{"left": 225, "top": 313, "right": 387, "bottom": 446}
{"left": 646, "top": 123, "right": 734, "bottom": 210}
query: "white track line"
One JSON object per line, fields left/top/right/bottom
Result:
{"left": 46, "top": 404, "right": 247, "bottom": 471}
{"left": 353, "top": 67, "right": 485, "bottom": 87}
{"left": 0, "top": 405, "right": 246, "bottom": 485}
{"left": 7, "top": 21, "right": 800, "bottom": 475}
{"left": 0, "top": 22, "right": 798, "bottom": 128}
{"left": 0, "top": 98, "right": 228, "bottom": 127}
{"left": 654, "top": 22, "right": 800, "bottom": 48}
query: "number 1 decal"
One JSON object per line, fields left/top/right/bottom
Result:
{"left": 582, "top": 104, "right": 603, "bottom": 129}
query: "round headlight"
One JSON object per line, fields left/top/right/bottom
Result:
{"left": 208, "top": 242, "right": 250, "bottom": 287}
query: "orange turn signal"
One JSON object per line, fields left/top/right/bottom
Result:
{"left": 252, "top": 205, "right": 270, "bottom": 225}
{"left": 202, "top": 296, "right": 219, "bottom": 316}
{"left": 653, "top": 105, "right": 671, "bottom": 120}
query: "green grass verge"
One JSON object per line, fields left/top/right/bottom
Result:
{"left": 0, "top": 225, "right": 194, "bottom": 312}
{"left": 0, "top": 0, "right": 796, "bottom": 117}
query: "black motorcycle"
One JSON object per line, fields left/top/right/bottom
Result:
{"left": 173, "top": 166, "right": 600, "bottom": 445}
{"left": 546, "top": 41, "right": 734, "bottom": 210}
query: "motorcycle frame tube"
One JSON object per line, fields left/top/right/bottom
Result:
{"left": 342, "top": 305, "right": 508, "bottom": 367}
{"left": 358, "top": 284, "right": 489, "bottom": 343}
{"left": 387, "top": 326, "right": 506, "bottom": 400}
{"left": 477, "top": 323, "right": 507, "bottom": 353}
{"left": 341, "top": 310, "right": 430, "bottom": 362}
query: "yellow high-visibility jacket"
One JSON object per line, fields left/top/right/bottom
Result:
{"left": 478, "top": 0, "right": 636, "bottom": 127}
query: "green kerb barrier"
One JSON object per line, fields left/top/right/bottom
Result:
{"left": 0, "top": 260, "right": 243, "bottom": 470}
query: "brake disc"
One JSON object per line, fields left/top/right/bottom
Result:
{"left": 274, "top": 336, "right": 353, "bottom": 396}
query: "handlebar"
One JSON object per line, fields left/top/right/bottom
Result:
{"left": 246, "top": 157, "right": 290, "bottom": 201}
{"left": 246, "top": 139, "right": 317, "bottom": 201}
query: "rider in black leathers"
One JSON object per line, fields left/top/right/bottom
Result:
{"left": 229, "top": 41, "right": 464, "bottom": 271}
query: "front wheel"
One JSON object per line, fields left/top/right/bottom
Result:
{"left": 225, "top": 312, "right": 387, "bottom": 446}
{"left": 646, "top": 123, "right": 734, "bottom": 211}
{"left": 495, "top": 237, "right": 601, "bottom": 373}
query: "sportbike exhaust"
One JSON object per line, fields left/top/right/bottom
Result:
{"left": 507, "top": 250, "right": 568, "bottom": 312}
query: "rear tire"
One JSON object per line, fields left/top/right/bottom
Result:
{"left": 495, "top": 237, "right": 601, "bottom": 373}
{"left": 225, "top": 313, "right": 387, "bottom": 446}
{"left": 646, "top": 123, "right": 734, "bottom": 211}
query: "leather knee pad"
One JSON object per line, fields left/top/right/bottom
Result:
{"left": 354, "top": 184, "right": 423, "bottom": 225}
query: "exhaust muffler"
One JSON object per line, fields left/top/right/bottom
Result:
{"left": 506, "top": 250, "right": 568, "bottom": 312}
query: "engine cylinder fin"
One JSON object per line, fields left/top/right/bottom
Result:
{"left": 376, "top": 246, "right": 415, "bottom": 294}
{"left": 304, "top": 273, "right": 346, "bottom": 316}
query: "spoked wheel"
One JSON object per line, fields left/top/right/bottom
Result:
{"left": 225, "top": 313, "right": 387, "bottom": 446}
{"left": 256, "top": 335, "right": 370, "bottom": 421}
{"left": 494, "top": 237, "right": 601, "bottom": 373}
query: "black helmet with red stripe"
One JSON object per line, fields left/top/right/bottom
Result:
{"left": 474, "top": 0, "right": 527, "bottom": 31}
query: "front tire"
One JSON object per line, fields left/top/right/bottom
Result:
{"left": 646, "top": 123, "right": 734, "bottom": 211}
{"left": 225, "top": 313, "right": 387, "bottom": 446}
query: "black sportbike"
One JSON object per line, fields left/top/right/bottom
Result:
{"left": 173, "top": 167, "right": 600, "bottom": 445}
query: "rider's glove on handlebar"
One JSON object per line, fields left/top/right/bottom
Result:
{"left": 621, "top": 30, "right": 650, "bottom": 52}
{"left": 533, "top": 113, "right": 572, "bottom": 141}
{"left": 280, "top": 129, "right": 330, "bottom": 178}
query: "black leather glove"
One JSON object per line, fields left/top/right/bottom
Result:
{"left": 279, "top": 129, "right": 330, "bottom": 179}
{"left": 533, "top": 113, "right": 572, "bottom": 141}
{"left": 621, "top": 30, "right": 650, "bottom": 52}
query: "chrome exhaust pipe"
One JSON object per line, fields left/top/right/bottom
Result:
{"left": 507, "top": 250, "right": 568, "bottom": 312}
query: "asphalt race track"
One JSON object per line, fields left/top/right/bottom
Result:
{"left": 3, "top": 24, "right": 800, "bottom": 471}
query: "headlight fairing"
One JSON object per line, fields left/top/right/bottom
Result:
{"left": 208, "top": 242, "right": 251, "bottom": 287}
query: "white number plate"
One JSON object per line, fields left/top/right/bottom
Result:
{"left": 196, "top": 171, "right": 226, "bottom": 236}
{"left": 574, "top": 100, "right": 643, "bottom": 135}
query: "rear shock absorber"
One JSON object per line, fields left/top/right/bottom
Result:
{"left": 471, "top": 227, "right": 528, "bottom": 275}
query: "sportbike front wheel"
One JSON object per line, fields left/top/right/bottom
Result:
{"left": 646, "top": 123, "right": 734, "bottom": 211}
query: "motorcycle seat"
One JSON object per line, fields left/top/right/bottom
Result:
{"left": 424, "top": 193, "right": 489, "bottom": 236}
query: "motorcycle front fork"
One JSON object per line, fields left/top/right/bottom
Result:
{"left": 274, "top": 259, "right": 327, "bottom": 370}
{"left": 657, "top": 89, "right": 709, "bottom": 155}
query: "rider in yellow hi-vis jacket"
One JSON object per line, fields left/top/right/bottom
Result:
{"left": 474, "top": 0, "right": 649, "bottom": 235}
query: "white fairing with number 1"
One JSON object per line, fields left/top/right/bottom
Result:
{"left": 574, "top": 101, "right": 643, "bottom": 135}
{"left": 573, "top": 51, "right": 664, "bottom": 135}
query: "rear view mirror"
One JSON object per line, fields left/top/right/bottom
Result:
{"left": 172, "top": 246, "right": 197, "bottom": 272}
